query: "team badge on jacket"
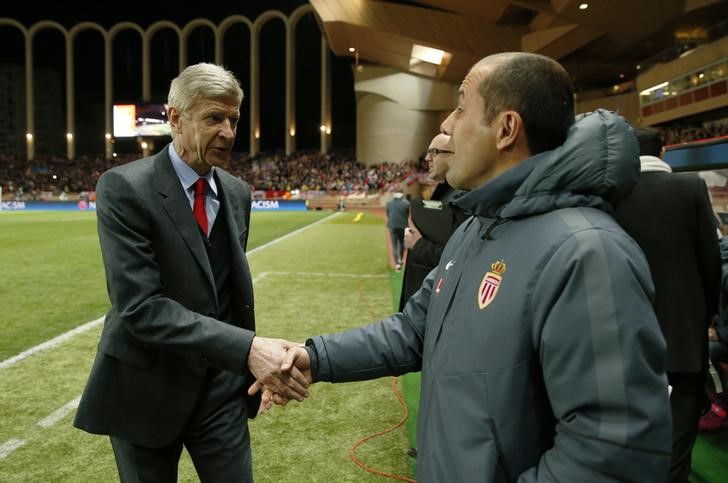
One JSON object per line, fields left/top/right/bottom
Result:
{"left": 478, "top": 260, "right": 506, "bottom": 309}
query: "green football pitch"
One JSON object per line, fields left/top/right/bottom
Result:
{"left": 0, "top": 209, "right": 413, "bottom": 482}
{"left": 2, "top": 209, "right": 726, "bottom": 482}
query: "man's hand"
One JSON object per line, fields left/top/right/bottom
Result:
{"left": 247, "top": 337, "right": 310, "bottom": 402}
{"left": 250, "top": 346, "right": 312, "bottom": 412}
{"left": 404, "top": 225, "right": 422, "bottom": 250}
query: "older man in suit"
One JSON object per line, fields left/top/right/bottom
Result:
{"left": 74, "top": 63, "right": 309, "bottom": 482}
{"left": 613, "top": 126, "right": 721, "bottom": 482}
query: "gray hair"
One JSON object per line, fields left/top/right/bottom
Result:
{"left": 167, "top": 63, "right": 243, "bottom": 115}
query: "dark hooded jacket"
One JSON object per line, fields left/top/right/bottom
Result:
{"left": 307, "top": 110, "right": 672, "bottom": 482}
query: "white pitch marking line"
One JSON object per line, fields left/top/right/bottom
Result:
{"left": 252, "top": 272, "right": 269, "bottom": 284}
{"left": 247, "top": 211, "right": 340, "bottom": 255}
{"left": 37, "top": 396, "right": 82, "bottom": 428}
{"left": 0, "top": 316, "right": 105, "bottom": 371}
{"left": 265, "top": 271, "right": 388, "bottom": 279}
{"left": 0, "top": 212, "right": 341, "bottom": 370}
{"left": 0, "top": 439, "right": 26, "bottom": 460}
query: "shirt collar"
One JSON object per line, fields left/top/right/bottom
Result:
{"left": 168, "top": 143, "right": 218, "bottom": 196}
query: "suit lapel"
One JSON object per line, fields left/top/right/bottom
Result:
{"left": 154, "top": 147, "right": 216, "bottom": 294}
{"left": 216, "top": 172, "right": 255, "bottom": 303}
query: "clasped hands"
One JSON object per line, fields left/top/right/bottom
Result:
{"left": 246, "top": 336, "right": 312, "bottom": 414}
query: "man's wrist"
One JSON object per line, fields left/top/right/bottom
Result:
{"left": 304, "top": 339, "right": 319, "bottom": 380}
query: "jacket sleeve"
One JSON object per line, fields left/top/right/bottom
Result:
{"left": 308, "top": 268, "right": 436, "bottom": 382}
{"left": 96, "top": 170, "right": 255, "bottom": 374}
{"left": 518, "top": 227, "right": 672, "bottom": 483}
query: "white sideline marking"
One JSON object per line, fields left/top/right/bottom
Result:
{"left": 0, "top": 211, "right": 341, "bottom": 370}
{"left": 252, "top": 272, "right": 269, "bottom": 284}
{"left": 266, "top": 271, "right": 388, "bottom": 279}
{"left": 0, "top": 317, "right": 105, "bottom": 371}
{"left": 246, "top": 211, "right": 340, "bottom": 255}
{"left": 0, "top": 439, "right": 26, "bottom": 460}
{"left": 37, "top": 396, "right": 82, "bottom": 428}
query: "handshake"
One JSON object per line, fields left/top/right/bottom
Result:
{"left": 246, "top": 336, "right": 313, "bottom": 413}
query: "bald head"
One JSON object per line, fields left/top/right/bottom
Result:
{"left": 471, "top": 52, "right": 575, "bottom": 154}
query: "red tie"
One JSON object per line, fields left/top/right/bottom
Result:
{"left": 193, "top": 178, "right": 208, "bottom": 235}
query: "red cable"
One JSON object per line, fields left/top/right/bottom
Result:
{"left": 350, "top": 281, "right": 416, "bottom": 482}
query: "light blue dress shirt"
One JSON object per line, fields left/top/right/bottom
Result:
{"left": 168, "top": 143, "right": 220, "bottom": 236}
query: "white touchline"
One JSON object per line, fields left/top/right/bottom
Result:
{"left": 246, "top": 211, "right": 340, "bottom": 255}
{"left": 0, "top": 211, "right": 341, "bottom": 370}
{"left": 0, "top": 439, "right": 26, "bottom": 460}
{"left": 37, "top": 396, "right": 82, "bottom": 428}
{"left": 252, "top": 272, "right": 269, "bottom": 284}
{"left": 265, "top": 271, "right": 388, "bottom": 279}
{"left": 0, "top": 317, "right": 104, "bottom": 371}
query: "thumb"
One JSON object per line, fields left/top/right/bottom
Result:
{"left": 281, "top": 348, "right": 298, "bottom": 372}
{"left": 248, "top": 380, "right": 262, "bottom": 396}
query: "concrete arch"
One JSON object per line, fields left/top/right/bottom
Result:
{"left": 26, "top": 21, "right": 68, "bottom": 159}
{"left": 0, "top": 18, "right": 28, "bottom": 34}
{"left": 143, "top": 21, "right": 182, "bottom": 100}
{"left": 181, "top": 18, "right": 218, "bottom": 69}
{"left": 217, "top": 16, "right": 254, "bottom": 150}
{"left": 217, "top": 15, "right": 254, "bottom": 66}
{"left": 105, "top": 22, "right": 145, "bottom": 158}
{"left": 0, "top": 20, "right": 29, "bottom": 158}
{"left": 251, "top": 11, "right": 288, "bottom": 155}
{"left": 284, "top": 4, "right": 315, "bottom": 155}
{"left": 8, "top": 10, "right": 330, "bottom": 160}
{"left": 66, "top": 22, "right": 106, "bottom": 159}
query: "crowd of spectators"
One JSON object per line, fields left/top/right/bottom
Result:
{"left": 660, "top": 122, "right": 728, "bottom": 145}
{"left": 0, "top": 149, "right": 430, "bottom": 200}
{"left": 3, "top": 120, "right": 726, "bottom": 200}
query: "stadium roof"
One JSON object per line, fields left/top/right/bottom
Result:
{"left": 311, "top": 0, "right": 728, "bottom": 91}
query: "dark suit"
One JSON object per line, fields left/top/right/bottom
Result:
{"left": 74, "top": 146, "right": 260, "bottom": 481}
{"left": 613, "top": 168, "right": 720, "bottom": 483}
{"left": 398, "top": 183, "right": 467, "bottom": 310}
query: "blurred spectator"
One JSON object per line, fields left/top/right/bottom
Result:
{"left": 613, "top": 127, "right": 721, "bottom": 482}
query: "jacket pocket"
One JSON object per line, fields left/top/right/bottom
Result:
{"left": 99, "top": 332, "right": 155, "bottom": 369}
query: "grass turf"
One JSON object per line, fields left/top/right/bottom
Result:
{"left": 0, "top": 209, "right": 412, "bottom": 481}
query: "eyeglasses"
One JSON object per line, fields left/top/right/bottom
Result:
{"left": 427, "top": 148, "right": 452, "bottom": 156}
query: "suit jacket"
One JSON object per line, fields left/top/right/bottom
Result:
{"left": 398, "top": 183, "right": 467, "bottom": 310}
{"left": 74, "top": 146, "right": 260, "bottom": 447}
{"left": 613, "top": 171, "right": 720, "bottom": 372}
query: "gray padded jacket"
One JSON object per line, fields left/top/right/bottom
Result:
{"left": 308, "top": 110, "right": 672, "bottom": 482}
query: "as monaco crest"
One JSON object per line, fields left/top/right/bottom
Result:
{"left": 478, "top": 260, "right": 506, "bottom": 309}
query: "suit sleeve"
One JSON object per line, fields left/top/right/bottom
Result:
{"left": 96, "top": 170, "right": 254, "bottom": 374}
{"left": 409, "top": 237, "right": 445, "bottom": 269}
{"left": 518, "top": 228, "right": 672, "bottom": 482}
{"left": 308, "top": 268, "right": 436, "bottom": 382}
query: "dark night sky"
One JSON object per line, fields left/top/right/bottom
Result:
{"left": 0, "top": 1, "right": 356, "bottom": 155}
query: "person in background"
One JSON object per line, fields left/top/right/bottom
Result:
{"left": 399, "top": 133, "right": 468, "bottom": 460}
{"left": 259, "top": 53, "right": 672, "bottom": 482}
{"left": 74, "top": 63, "right": 309, "bottom": 483}
{"left": 399, "top": 133, "right": 468, "bottom": 310}
{"left": 613, "top": 126, "right": 720, "bottom": 482}
{"left": 386, "top": 191, "right": 410, "bottom": 271}
{"left": 700, "top": 230, "right": 728, "bottom": 431}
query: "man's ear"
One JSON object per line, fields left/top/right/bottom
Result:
{"left": 496, "top": 111, "right": 522, "bottom": 151}
{"left": 168, "top": 106, "right": 182, "bottom": 135}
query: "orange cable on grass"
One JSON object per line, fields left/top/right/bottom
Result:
{"left": 351, "top": 281, "right": 416, "bottom": 483}
{"left": 348, "top": 376, "right": 415, "bottom": 483}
